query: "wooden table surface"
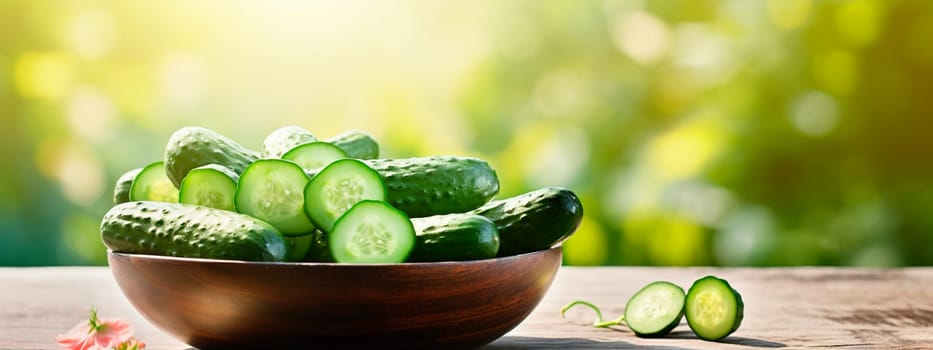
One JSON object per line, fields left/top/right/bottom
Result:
{"left": 2, "top": 266, "right": 932, "bottom": 349}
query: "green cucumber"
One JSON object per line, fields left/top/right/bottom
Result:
{"left": 164, "top": 126, "right": 259, "bottom": 188}
{"left": 328, "top": 200, "right": 415, "bottom": 264}
{"left": 625, "top": 281, "right": 686, "bottom": 337}
{"left": 305, "top": 156, "right": 499, "bottom": 218}
{"left": 235, "top": 159, "right": 315, "bottom": 236}
{"left": 298, "top": 215, "right": 498, "bottom": 263}
{"left": 178, "top": 164, "right": 239, "bottom": 211}
{"left": 282, "top": 141, "right": 348, "bottom": 169}
{"left": 301, "top": 230, "right": 335, "bottom": 262}
{"left": 100, "top": 201, "right": 287, "bottom": 262}
{"left": 261, "top": 125, "right": 317, "bottom": 159}
{"left": 113, "top": 167, "right": 142, "bottom": 204}
{"left": 303, "top": 159, "right": 387, "bottom": 233}
{"left": 326, "top": 130, "right": 379, "bottom": 160}
{"left": 129, "top": 161, "right": 179, "bottom": 203}
{"left": 685, "top": 276, "right": 744, "bottom": 341}
{"left": 408, "top": 214, "right": 499, "bottom": 262}
{"left": 470, "top": 187, "right": 583, "bottom": 256}
{"left": 285, "top": 233, "right": 314, "bottom": 262}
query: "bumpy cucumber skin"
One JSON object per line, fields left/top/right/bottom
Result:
{"left": 261, "top": 125, "right": 317, "bottom": 159}
{"left": 113, "top": 168, "right": 142, "bottom": 204}
{"left": 409, "top": 214, "right": 500, "bottom": 262}
{"left": 367, "top": 156, "right": 499, "bottom": 218}
{"left": 625, "top": 281, "right": 685, "bottom": 338}
{"left": 326, "top": 130, "right": 379, "bottom": 160}
{"left": 470, "top": 187, "right": 583, "bottom": 257}
{"left": 101, "top": 201, "right": 287, "bottom": 262}
{"left": 164, "top": 126, "right": 259, "bottom": 188}
{"left": 685, "top": 275, "right": 745, "bottom": 341}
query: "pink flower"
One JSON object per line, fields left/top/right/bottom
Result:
{"left": 56, "top": 308, "right": 144, "bottom": 350}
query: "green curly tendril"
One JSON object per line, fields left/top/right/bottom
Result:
{"left": 560, "top": 300, "right": 626, "bottom": 328}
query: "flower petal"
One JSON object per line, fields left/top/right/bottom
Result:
{"left": 92, "top": 318, "right": 135, "bottom": 348}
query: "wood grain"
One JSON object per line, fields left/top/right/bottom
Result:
{"left": 106, "top": 248, "right": 561, "bottom": 350}
{"left": 1, "top": 266, "right": 932, "bottom": 349}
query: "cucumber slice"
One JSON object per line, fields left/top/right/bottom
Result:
{"left": 179, "top": 164, "right": 238, "bottom": 211}
{"left": 235, "top": 159, "right": 315, "bottom": 236}
{"left": 685, "top": 276, "right": 744, "bottom": 341}
{"left": 129, "top": 161, "right": 179, "bottom": 202}
{"left": 624, "top": 281, "right": 685, "bottom": 337}
{"left": 282, "top": 141, "right": 348, "bottom": 169}
{"left": 303, "top": 159, "right": 387, "bottom": 233}
{"left": 328, "top": 200, "right": 415, "bottom": 263}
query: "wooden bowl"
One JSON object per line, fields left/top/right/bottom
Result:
{"left": 108, "top": 247, "right": 562, "bottom": 349}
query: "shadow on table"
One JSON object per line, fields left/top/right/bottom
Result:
{"left": 665, "top": 330, "right": 786, "bottom": 348}
{"left": 482, "top": 336, "right": 693, "bottom": 349}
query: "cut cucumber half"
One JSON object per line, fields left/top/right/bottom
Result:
{"left": 179, "top": 164, "right": 238, "bottom": 211}
{"left": 624, "top": 281, "right": 686, "bottom": 337}
{"left": 685, "top": 276, "right": 744, "bottom": 341}
{"left": 328, "top": 200, "right": 415, "bottom": 264}
{"left": 235, "top": 159, "right": 315, "bottom": 236}
{"left": 282, "top": 141, "right": 348, "bottom": 169}
{"left": 304, "top": 159, "right": 386, "bottom": 233}
{"left": 129, "top": 161, "right": 179, "bottom": 202}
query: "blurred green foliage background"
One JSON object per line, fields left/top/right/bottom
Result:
{"left": 1, "top": 0, "right": 932, "bottom": 267}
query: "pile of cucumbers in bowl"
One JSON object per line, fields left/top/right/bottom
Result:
{"left": 101, "top": 126, "right": 583, "bottom": 263}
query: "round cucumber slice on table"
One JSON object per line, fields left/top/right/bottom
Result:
{"left": 561, "top": 280, "right": 685, "bottom": 337}
{"left": 235, "top": 159, "right": 315, "bottom": 236}
{"left": 685, "top": 275, "right": 744, "bottom": 341}
{"left": 129, "top": 161, "right": 179, "bottom": 202}
{"left": 328, "top": 200, "right": 415, "bottom": 264}
{"left": 624, "top": 281, "right": 685, "bottom": 337}
{"left": 304, "top": 159, "right": 386, "bottom": 233}
{"left": 179, "top": 164, "right": 238, "bottom": 211}
{"left": 282, "top": 141, "right": 348, "bottom": 169}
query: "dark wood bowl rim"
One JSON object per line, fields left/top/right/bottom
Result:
{"left": 107, "top": 246, "right": 562, "bottom": 267}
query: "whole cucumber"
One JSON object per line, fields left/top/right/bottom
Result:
{"left": 164, "top": 126, "right": 259, "bottom": 188}
{"left": 470, "top": 187, "right": 583, "bottom": 257}
{"left": 408, "top": 214, "right": 500, "bottom": 262}
{"left": 112, "top": 167, "right": 142, "bottom": 204}
{"left": 326, "top": 130, "right": 379, "bottom": 160}
{"left": 305, "top": 156, "right": 500, "bottom": 218}
{"left": 101, "top": 201, "right": 287, "bottom": 262}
